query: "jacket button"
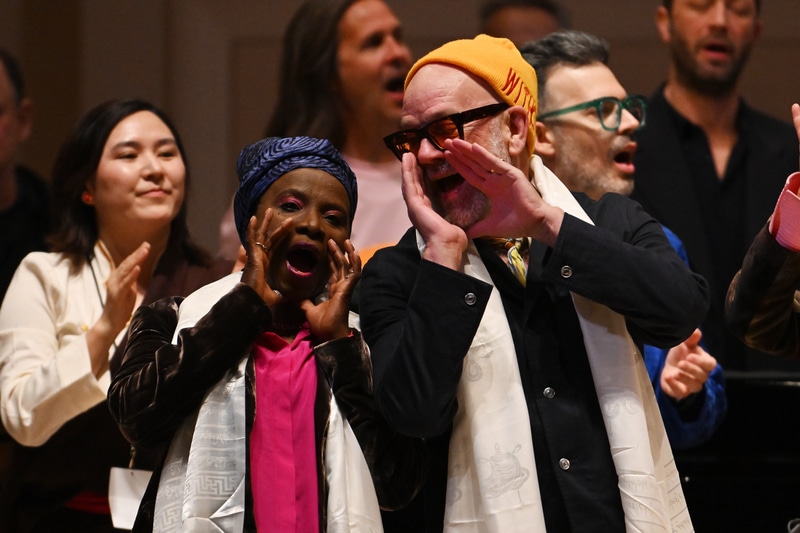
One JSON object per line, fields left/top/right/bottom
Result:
{"left": 559, "top": 458, "right": 571, "bottom": 471}
{"left": 543, "top": 387, "right": 555, "bottom": 399}
{"left": 464, "top": 292, "right": 477, "bottom": 305}
{"left": 560, "top": 265, "right": 572, "bottom": 278}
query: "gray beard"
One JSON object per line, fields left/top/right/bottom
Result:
{"left": 432, "top": 120, "right": 510, "bottom": 231}
{"left": 442, "top": 191, "right": 491, "bottom": 230}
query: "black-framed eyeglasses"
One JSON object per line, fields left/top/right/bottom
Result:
{"left": 383, "top": 102, "right": 509, "bottom": 160}
{"left": 538, "top": 95, "right": 647, "bottom": 131}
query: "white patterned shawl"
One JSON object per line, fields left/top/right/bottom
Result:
{"left": 430, "top": 156, "right": 693, "bottom": 532}
{"left": 150, "top": 274, "right": 382, "bottom": 532}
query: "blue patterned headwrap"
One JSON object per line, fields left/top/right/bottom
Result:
{"left": 233, "top": 136, "right": 358, "bottom": 246}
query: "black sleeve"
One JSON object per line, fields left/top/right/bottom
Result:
{"left": 107, "top": 284, "right": 271, "bottom": 449}
{"left": 726, "top": 222, "right": 800, "bottom": 357}
{"left": 545, "top": 194, "right": 710, "bottom": 348}
{"left": 360, "top": 238, "right": 493, "bottom": 439}
{"left": 315, "top": 331, "right": 427, "bottom": 510}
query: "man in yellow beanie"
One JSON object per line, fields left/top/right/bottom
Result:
{"left": 359, "top": 34, "right": 708, "bottom": 532}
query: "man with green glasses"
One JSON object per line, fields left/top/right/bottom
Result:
{"left": 522, "top": 33, "right": 644, "bottom": 201}
{"left": 535, "top": 93, "right": 645, "bottom": 199}
{"left": 521, "top": 29, "right": 726, "bottom": 452}
{"left": 539, "top": 95, "right": 646, "bottom": 127}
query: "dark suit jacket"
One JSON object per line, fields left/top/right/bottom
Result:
{"left": 361, "top": 192, "right": 709, "bottom": 532}
{"left": 631, "top": 86, "right": 799, "bottom": 371}
{"left": 109, "top": 284, "right": 425, "bottom": 532}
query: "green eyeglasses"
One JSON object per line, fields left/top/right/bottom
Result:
{"left": 538, "top": 95, "right": 647, "bottom": 131}
{"left": 383, "top": 103, "right": 509, "bottom": 161}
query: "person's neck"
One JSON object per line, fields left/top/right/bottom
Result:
{"left": 0, "top": 165, "right": 18, "bottom": 212}
{"left": 97, "top": 227, "right": 170, "bottom": 288}
{"left": 342, "top": 132, "right": 397, "bottom": 164}
{"left": 269, "top": 302, "right": 307, "bottom": 342}
{"left": 663, "top": 77, "right": 741, "bottom": 136}
{"left": 663, "top": 73, "right": 744, "bottom": 178}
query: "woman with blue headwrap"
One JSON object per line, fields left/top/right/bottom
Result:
{"left": 107, "top": 137, "right": 424, "bottom": 532}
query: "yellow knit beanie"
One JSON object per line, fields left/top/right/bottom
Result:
{"left": 405, "top": 34, "right": 538, "bottom": 156}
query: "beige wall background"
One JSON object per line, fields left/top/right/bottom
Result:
{"left": 1, "top": 0, "right": 798, "bottom": 253}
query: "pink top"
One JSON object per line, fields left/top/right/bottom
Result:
{"left": 769, "top": 172, "right": 800, "bottom": 252}
{"left": 344, "top": 155, "right": 410, "bottom": 252}
{"left": 249, "top": 328, "right": 319, "bottom": 533}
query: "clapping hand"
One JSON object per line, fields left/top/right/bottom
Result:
{"left": 87, "top": 241, "right": 149, "bottom": 377}
{"left": 660, "top": 328, "right": 718, "bottom": 401}
{"left": 101, "top": 242, "right": 149, "bottom": 334}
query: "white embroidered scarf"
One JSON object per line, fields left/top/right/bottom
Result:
{"left": 429, "top": 156, "right": 693, "bottom": 532}
{"left": 151, "top": 274, "right": 382, "bottom": 532}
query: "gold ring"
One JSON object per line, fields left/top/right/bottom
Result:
{"left": 254, "top": 241, "right": 267, "bottom": 252}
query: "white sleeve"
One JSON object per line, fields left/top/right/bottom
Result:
{"left": 0, "top": 253, "right": 108, "bottom": 446}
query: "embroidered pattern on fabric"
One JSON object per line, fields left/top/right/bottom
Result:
{"left": 479, "top": 444, "right": 530, "bottom": 500}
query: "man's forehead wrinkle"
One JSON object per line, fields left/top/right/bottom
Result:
{"left": 400, "top": 91, "right": 455, "bottom": 128}
{"left": 401, "top": 64, "right": 492, "bottom": 128}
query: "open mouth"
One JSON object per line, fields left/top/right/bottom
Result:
{"left": 385, "top": 76, "right": 405, "bottom": 93}
{"left": 704, "top": 42, "right": 730, "bottom": 54}
{"left": 614, "top": 150, "right": 633, "bottom": 165}
{"left": 286, "top": 245, "right": 320, "bottom": 276}
{"left": 701, "top": 40, "right": 732, "bottom": 61}
{"left": 613, "top": 148, "right": 636, "bottom": 175}
{"left": 435, "top": 174, "right": 465, "bottom": 193}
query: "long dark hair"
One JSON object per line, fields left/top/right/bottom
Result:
{"left": 264, "top": 0, "right": 358, "bottom": 150}
{"left": 0, "top": 48, "right": 26, "bottom": 103}
{"left": 47, "top": 98, "right": 210, "bottom": 271}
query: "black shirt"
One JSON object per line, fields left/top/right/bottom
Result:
{"left": 631, "top": 87, "right": 800, "bottom": 372}
{"left": 667, "top": 104, "right": 749, "bottom": 367}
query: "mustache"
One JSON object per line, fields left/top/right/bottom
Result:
{"left": 611, "top": 134, "right": 635, "bottom": 150}
{"left": 423, "top": 160, "right": 455, "bottom": 181}
{"left": 697, "top": 35, "right": 735, "bottom": 53}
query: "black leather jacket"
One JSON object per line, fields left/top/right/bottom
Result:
{"left": 726, "top": 222, "right": 800, "bottom": 358}
{"left": 108, "top": 283, "right": 425, "bottom": 532}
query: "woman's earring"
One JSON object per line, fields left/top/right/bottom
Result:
{"left": 81, "top": 191, "right": 93, "bottom": 204}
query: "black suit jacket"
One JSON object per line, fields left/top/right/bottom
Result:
{"left": 361, "top": 192, "right": 709, "bottom": 532}
{"left": 631, "top": 86, "right": 799, "bottom": 371}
